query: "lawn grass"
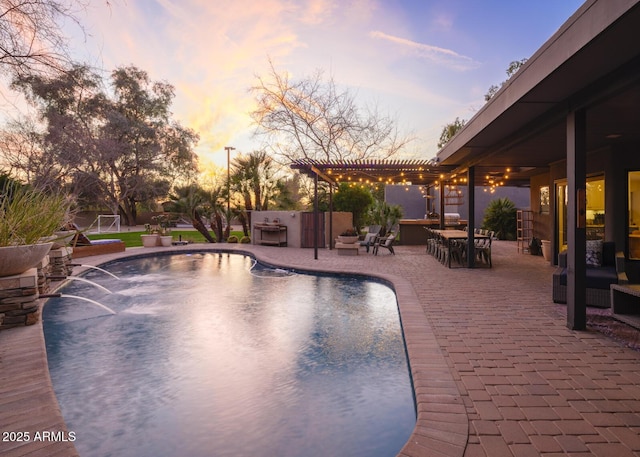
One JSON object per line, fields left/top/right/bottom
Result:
{"left": 88, "top": 230, "right": 247, "bottom": 248}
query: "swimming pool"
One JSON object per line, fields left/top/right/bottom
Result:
{"left": 43, "top": 252, "right": 415, "bottom": 457}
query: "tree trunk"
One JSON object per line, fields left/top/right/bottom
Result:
{"left": 243, "top": 196, "right": 254, "bottom": 235}
{"left": 236, "top": 210, "right": 249, "bottom": 236}
{"left": 121, "top": 198, "right": 137, "bottom": 226}
{"left": 118, "top": 205, "right": 131, "bottom": 226}
{"left": 192, "top": 209, "right": 215, "bottom": 243}
{"left": 210, "top": 212, "right": 224, "bottom": 242}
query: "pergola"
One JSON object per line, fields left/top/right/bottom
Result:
{"left": 290, "top": 158, "right": 523, "bottom": 262}
{"left": 290, "top": 158, "right": 449, "bottom": 187}
{"left": 290, "top": 158, "right": 533, "bottom": 188}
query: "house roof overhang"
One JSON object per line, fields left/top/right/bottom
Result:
{"left": 436, "top": 0, "right": 640, "bottom": 173}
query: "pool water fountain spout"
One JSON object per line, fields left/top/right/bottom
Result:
{"left": 70, "top": 264, "right": 120, "bottom": 279}
{"left": 39, "top": 293, "right": 117, "bottom": 315}
{"left": 63, "top": 276, "right": 113, "bottom": 294}
{"left": 41, "top": 275, "right": 116, "bottom": 315}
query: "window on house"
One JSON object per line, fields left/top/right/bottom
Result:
{"left": 585, "top": 177, "right": 605, "bottom": 240}
{"left": 556, "top": 176, "right": 605, "bottom": 253}
{"left": 628, "top": 171, "right": 640, "bottom": 259}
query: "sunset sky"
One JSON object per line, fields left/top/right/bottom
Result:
{"left": 62, "top": 0, "right": 584, "bottom": 168}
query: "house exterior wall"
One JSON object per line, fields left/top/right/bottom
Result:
{"left": 543, "top": 147, "right": 634, "bottom": 267}
{"left": 251, "top": 211, "right": 302, "bottom": 247}
{"left": 325, "top": 212, "right": 353, "bottom": 248}
{"left": 609, "top": 144, "right": 640, "bottom": 281}
{"left": 250, "top": 211, "right": 353, "bottom": 249}
{"left": 530, "top": 172, "right": 553, "bottom": 243}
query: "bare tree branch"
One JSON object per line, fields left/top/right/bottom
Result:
{"left": 0, "top": 0, "right": 89, "bottom": 78}
{"left": 251, "top": 58, "right": 412, "bottom": 164}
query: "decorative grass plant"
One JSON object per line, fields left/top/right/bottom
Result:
{"left": 0, "top": 185, "right": 71, "bottom": 246}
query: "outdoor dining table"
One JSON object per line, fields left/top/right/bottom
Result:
{"left": 430, "top": 229, "right": 491, "bottom": 268}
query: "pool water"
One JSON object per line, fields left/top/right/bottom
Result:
{"left": 43, "top": 253, "right": 415, "bottom": 457}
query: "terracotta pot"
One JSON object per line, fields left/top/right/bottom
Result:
{"left": 0, "top": 242, "right": 53, "bottom": 277}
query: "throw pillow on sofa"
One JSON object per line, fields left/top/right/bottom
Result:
{"left": 586, "top": 239, "right": 603, "bottom": 267}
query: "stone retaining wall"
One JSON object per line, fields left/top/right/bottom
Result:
{"left": 0, "top": 249, "right": 74, "bottom": 330}
{"left": 50, "top": 247, "right": 74, "bottom": 277}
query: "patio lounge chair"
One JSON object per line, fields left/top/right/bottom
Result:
{"left": 373, "top": 232, "right": 397, "bottom": 255}
{"left": 359, "top": 225, "right": 382, "bottom": 252}
{"left": 70, "top": 228, "right": 125, "bottom": 258}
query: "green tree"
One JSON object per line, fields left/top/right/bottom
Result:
{"left": 332, "top": 183, "right": 373, "bottom": 231}
{"left": 166, "top": 184, "right": 215, "bottom": 243}
{"left": 484, "top": 58, "right": 528, "bottom": 101}
{"left": 230, "top": 149, "right": 281, "bottom": 212}
{"left": 193, "top": 184, "right": 227, "bottom": 242}
{"left": 9, "top": 64, "right": 199, "bottom": 225}
{"left": 271, "top": 175, "right": 303, "bottom": 210}
{"left": 9, "top": 65, "right": 105, "bottom": 193}
{"left": 366, "top": 200, "right": 403, "bottom": 235}
{"left": 437, "top": 117, "right": 466, "bottom": 149}
{"left": 104, "top": 66, "right": 198, "bottom": 224}
{"left": 482, "top": 197, "right": 517, "bottom": 240}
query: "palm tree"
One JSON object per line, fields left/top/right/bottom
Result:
{"left": 230, "top": 150, "right": 282, "bottom": 226}
{"left": 201, "top": 186, "right": 226, "bottom": 242}
{"left": 166, "top": 184, "right": 215, "bottom": 243}
{"left": 482, "top": 197, "right": 517, "bottom": 240}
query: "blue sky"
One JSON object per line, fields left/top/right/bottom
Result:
{"left": 61, "top": 0, "right": 585, "bottom": 168}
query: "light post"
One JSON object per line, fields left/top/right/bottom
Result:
{"left": 224, "top": 146, "right": 235, "bottom": 239}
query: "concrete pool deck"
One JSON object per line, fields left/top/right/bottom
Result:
{"left": 1, "top": 241, "right": 639, "bottom": 456}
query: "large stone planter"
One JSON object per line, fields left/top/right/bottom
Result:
{"left": 0, "top": 242, "right": 53, "bottom": 277}
{"left": 337, "top": 235, "right": 359, "bottom": 244}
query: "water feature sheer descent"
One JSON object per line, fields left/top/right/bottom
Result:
{"left": 43, "top": 253, "right": 415, "bottom": 457}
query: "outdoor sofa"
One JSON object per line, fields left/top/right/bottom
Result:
{"left": 552, "top": 241, "right": 627, "bottom": 308}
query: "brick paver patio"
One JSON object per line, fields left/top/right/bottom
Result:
{"left": 1, "top": 241, "right": 639, "bottom": 456}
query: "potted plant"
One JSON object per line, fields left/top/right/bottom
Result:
{"left": 155, "top": 214, "right": 173, "bottom": 247}
{"left": 337, "top": 228, "right": 359, "bottom": 244}
{"left": 141, "top": 223, "right": 160, "bottom": 247}
{"left": 141, "top": 214, "right": 173, "bottom": 247}
{"left": 0, "top": 184, "right": 72, "bottom": 277}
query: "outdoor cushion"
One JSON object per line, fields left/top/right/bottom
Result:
{"left": 602, "top": 241, "right": 615, "bottom": 266}
{"left": 557, "top": 266, "right": 618, "bottom": 289}
{"left": 556, "top": 241, "right": 621, "bottom": 290}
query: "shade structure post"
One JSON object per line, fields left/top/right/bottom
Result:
{"left": 467, "top": 166, "right": 476, "bottom": 268}
{"left": 314, "top": 172, "right": 319, "bottom": 260}
{"left": 566, "top": 109, "right": 587, "bottom": 330}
